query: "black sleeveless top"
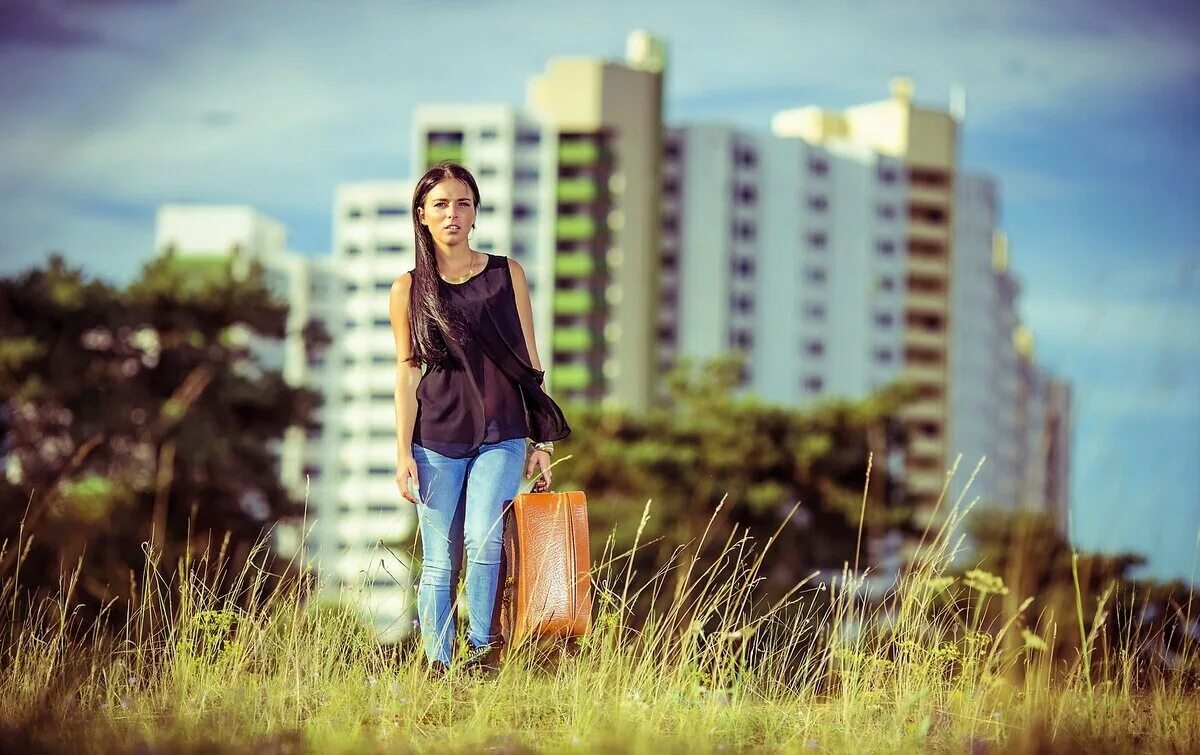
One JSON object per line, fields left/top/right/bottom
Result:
{"left": 410, "top": 253, "right": 571, "bottom": 458}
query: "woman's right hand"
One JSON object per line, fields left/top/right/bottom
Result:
{"left": 396, "top": 455, "right": 421, "bottom": 505}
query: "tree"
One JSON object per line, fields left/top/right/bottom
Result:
{"left": 553, "top": 353, "right": 912, "bottom": 615}
{"left": 0, "top": 254, "right": 322, "bottom": 631}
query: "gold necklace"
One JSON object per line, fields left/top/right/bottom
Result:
{"left": 438, "top": 253, "right": 479, "bottom": 284}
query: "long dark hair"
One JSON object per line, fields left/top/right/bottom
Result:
{"left": 407, "top": 161, "right": 482, "bottom": 369}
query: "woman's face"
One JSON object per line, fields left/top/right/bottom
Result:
{"left": 419, "top": 178, "right": 477, "bottom": 250}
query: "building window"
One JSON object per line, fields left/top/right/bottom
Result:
{"left": 345, "top": 282, "right": 359, "bottom": 293}
{"left": 513, "top": 203, "right": 536, "bottom": 221}
{"left": 377, "top": 244, "right": 405, "bottom": 254}
{"left": 512, "top": 240, "right": 527, "bottom": 257}
{"left": 375, "top": 280, "right": 393, "bottom": 291}
{"left": 370, "top": 391, "right": 392, "bottom": 402}
{"left": 478, "top": 165, "right": 499, "bottom": 178}
{"left": 372, "top": 354, "right": 392, "bottom": 365}
{"left": 879, "top": 275, "right": 896, "bottom": 292}
{"left": 736, "top": 221, "right": 756, "bottom": 242}
{"left": 731, "top": 330, "right": 753, "bottom": 350}
{"left": 480, "top": 128, "right": 498, "bottom": 141}
{"left": 664, "top": 176, "right": 681, "bottom": 196}
{"left": 803, "top": 375, "right": 824, "bottom": 393}
{"left": 805, "top": 340, "right": 825, "bottom": 357}
{"left": 808, "top": 195, "right": 828, "bottom": 212}
{"left": 807, "top": 156, "right": 829, "bottom": 176}
{"left": 808, "top": 231, "right": 828, "bottom": 249}
{"left": 302, "top": 464, "right": 321, "bottom": 479}
{"left": 478, "top": 240, "right": 494, "bottom": 251}
{"left": 806, "top": 267, "right": 827, "bottom": 284}
{"left": 304, "top": 423, "right": 322, "bottom": 440}
{"left": 367, "top": 466, "right": 392, "bottom": 477}
{"left": 347, "top": 207, "right": 363, "bottom": 220}
{"left": 344, "top": 245, "right": 361, "bottom": 257}
{"left": 733, "top": 257, "right": 755, "bottom": 278}
{"left": 874, "top": 311, "right": 895, "bottom": 327}
{"left": 874, "top": 347, "right": 893, "bottom": 364}
{"left": 736, "top": 147, "right": 757, "bottom": 169}
{"left": 736, "top": 184, "right": 757, "bottom": 205}
{"left": 377, "top": 206, "right": 407, "bottom": 217}
{"left": 515, "top": 166, "right": 539, "bottom": 182}
{"left": 663, "top": 215, "right": 680, "bottom": 234}
{"left": 877, "top": 164, "right": 899, "bottom": 184}
{"left": 517, "top": 130, "right": 541, "bottom": 146}
{"left": 664, "top": 138, "right": 682, "bottom": 161}
{"left": 877, "top": 204, "right": 897, "bottom": 221}
{"left": 479, "top": 204, "right": 496, "bottom": 215}
{"left": 733, "top": 294, "right": 754, "bottom": 314}
{"left": 876, "top": 239, "right": 896, "bottom": 256}
{"left": 805, "top": 302, "right": 826, "bottom": 320}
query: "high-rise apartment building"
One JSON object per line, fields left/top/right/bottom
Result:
{"left": 317, "top": 180, "right": 420, "bottom": 641}
{"left": 772, "top": 79, "right": 958, "bottom": 519}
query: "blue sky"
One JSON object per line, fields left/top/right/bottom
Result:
{"left": 1, "top": 0, "right": 1197, "bottom": 582}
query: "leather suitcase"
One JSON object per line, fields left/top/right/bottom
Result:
{"left": 498, "top": 489, "right": 591, "bottom": 649}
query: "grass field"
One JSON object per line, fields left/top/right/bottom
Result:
{"left": 2, "top": 489, "right": 1197, "bottom": 754}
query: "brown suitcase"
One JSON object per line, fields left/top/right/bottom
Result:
{"left": 498, "top": 489, "right": 591, "bottom": 650}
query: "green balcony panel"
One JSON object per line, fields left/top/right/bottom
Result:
{"left": 169, "top": 254, "right": 230, "bottom": 277}
{"left": 554, "top": 289, "right": 593, "bottom": 315}
{"left": 553, "top": 326, "right": 592, "bottom": 352}
{"left": 556, "top": 215, "right": 596, "bottom": 241}
{"left": 556, "top": 252, "right": 594, "bottom": 277}
{"left": 551, "top": 363, "right": 591, "bottom": 390}
{"left": 426, "top": 144, "right": 464, "bottom": 165}
{"left": 558, "top": 141, "right": 600, "bottom": 166}
{"left": 556, "top": 178, "right": 597, "bottom": 203}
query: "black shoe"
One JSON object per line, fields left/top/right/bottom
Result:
{"left": 461, "top": 643, "right": 502, "bottom": 677}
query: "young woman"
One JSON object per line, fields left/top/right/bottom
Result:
{"left": 388, "top": 162, "right": 571, "bottom": 673}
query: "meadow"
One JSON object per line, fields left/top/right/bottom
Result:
{"left": 2, "top": 481, "right": 1197, "bottom": 755}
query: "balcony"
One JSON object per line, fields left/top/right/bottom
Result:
{"left": 553, "top": 326, "right": 593, "bottom": 352}
{"left": 558, "top": 141, "right": 600, "bottom": 166}
{"left": 904, "top": 364, "right": 945, "bottom": 385}
{"left": 904, "top": 328, "right": 946, "bottom": 351}
{"left": 907, "top": 255, "right": 947, "bottom": 279}
{"left": 551, "top": 363, "right": 591, "bottom": 391}
{"left": 554, "top": 289, "right": 594, "bottom": 315}
{"left": 907, "top": 291, "right": 948, "bottom": 315}
{"left": 907, "top": 184, "right": 951, "bottom": 206}
{"left": 556, "top": 251, "right": 595, "bottom": 278}
{"left": 557, "top": 178, "right": 598, "bottom": 203}
{"left": 907, "top": 219, "right": 950, "bottom": 244}
{"left": 909, "top": 434, "right": 944, "bottom": 459}
{"left": 899, "top": 399, "right": 944, "bottom": 422}
{"left": 426, "top": 143, "right": 464, "bottom": 165}
{"left": 556, "top": 215, "right": 597, "bottom": 241}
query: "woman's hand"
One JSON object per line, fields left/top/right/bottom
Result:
{"left": 526, "top": 449, "right": 552, "bottom": 492}
{"left": 396, "top": 455, "right": 421, "bottom": 505}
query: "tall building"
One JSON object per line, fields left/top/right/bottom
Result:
{"left": 523, "top": 30, "right": 666, "bottom": 412}
{"left": 316, "top": 180, "right": 420, "bottom": 641}
{"left": 772, "top": 78, "right": 958, "bottom": 519}
{"left": 947, "top": 175, "right": 1024, "bottom": 511}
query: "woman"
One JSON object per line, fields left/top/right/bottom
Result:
{"left": 388, "top": 161, "right": 571, "bottom": 674}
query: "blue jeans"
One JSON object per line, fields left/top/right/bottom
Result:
{"left": 412, "top": 437, "right": 526, "bottom": 665}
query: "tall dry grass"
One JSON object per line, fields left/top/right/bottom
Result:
{"left": 1, "top": 461, "right": 1196, "bottom": 754}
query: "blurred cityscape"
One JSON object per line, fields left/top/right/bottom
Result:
{"left": 149, "top": 31, "right": 1071, "bottom": 640}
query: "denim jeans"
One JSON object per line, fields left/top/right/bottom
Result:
{"left": 411, "top": 437, "right": 526, "bottom": 665}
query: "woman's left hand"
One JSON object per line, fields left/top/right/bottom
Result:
{"left": 526, "top": 449, "right": 552, "bottom": 491}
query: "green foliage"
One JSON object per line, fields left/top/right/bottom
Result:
{"left": 554, "top": 353, "right": 912, "bottom": 609}
{"left": 0, "top": 253, "right": 321, "bottom": 629}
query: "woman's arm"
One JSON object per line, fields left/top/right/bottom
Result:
{"left": 389, "top": 273, "right": 423, "bottom": 503}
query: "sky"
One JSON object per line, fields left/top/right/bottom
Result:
{"left": 1, "top": 0, "right": 1197, "bottom": 583}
